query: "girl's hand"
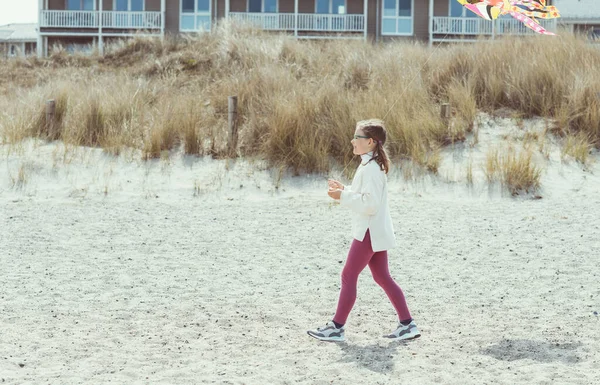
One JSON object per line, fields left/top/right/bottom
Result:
{"left": 327, "top": 188, "right": 342, "bottom": 200}
{"left": 328, "top": 179, "right": 344, "bottom": 190}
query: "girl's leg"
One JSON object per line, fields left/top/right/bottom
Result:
{"left": 333, "top": 230, "right": 375, "bottom": 325}
{"left": 368, "top": 251, "right": 412, "bottom": 322}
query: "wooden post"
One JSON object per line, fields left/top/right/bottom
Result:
{"left": 441, "top": 103, "right": 450, "bottom": 127}
{"left": 46, "top": 99, "right": 56, "bottom": 138}
{"left": 228, "top": 96, "right": 238, "bottom": 156}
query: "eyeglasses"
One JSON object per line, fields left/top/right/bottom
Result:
{"left": 353, "top": 135, "right": 370, "bottom": 140}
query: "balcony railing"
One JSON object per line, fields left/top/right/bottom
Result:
{"left": 229, "top": 12, "right": 365, "bottom": 32}
{"left": 229, "top": 12, "right": 295, "bottom": 30}
{"left": 432, "top": 16, "right": 557, "bottom": 36}
{"left": 41, "top": 10, "right": 98, "bottom": 28}
{"left": 433, "top": 17, "right": 492, "bottom": 35}
{"left": 41, "top": 10, "right": 162, "bottom": 29}
{"left": 102, "top": 11, "right": 162, "bottom": 29}
{"left": 495, "top": 18, "right": 556, "bottom": 35}
{"left": 298, "top": 14, "right": 364, "bottom": 32}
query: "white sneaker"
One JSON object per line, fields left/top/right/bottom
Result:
{"left": 307, "top": 321, "right": 346, "bottom": 342}
{"left": 384, "top": 320, "right": 421, "bottom": 340}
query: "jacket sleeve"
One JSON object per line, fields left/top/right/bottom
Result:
{"left": 339, "top": 167, "right": 383, "bottom": 216}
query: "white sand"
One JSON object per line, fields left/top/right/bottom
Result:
{"left": 1, "top": 114, "right": 599, "bottom": 384}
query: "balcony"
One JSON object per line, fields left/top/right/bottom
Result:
{"left": 40, "top": 10, "right": 162, "bottom": 30}
{"left": 229, "top": 12, "right": 365, "bottom": 33}
{"left": 432, "top": 16, "right": 557, "bottom": 37}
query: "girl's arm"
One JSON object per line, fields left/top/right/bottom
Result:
{"left": 339, "top": 169, "right": 383, "bottom": 216}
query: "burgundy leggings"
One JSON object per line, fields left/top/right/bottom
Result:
{"left": 333, "top": 229, "right": 412, "bottom": 325}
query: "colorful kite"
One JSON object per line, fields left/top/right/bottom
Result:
{"left": 456, "top": 0, "right": 561, "bottom": 35}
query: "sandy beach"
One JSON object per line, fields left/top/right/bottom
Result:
{"left": 2, "top": 184, "right": 599, "bottom": 384}
{"left": 1, "top": 115, "right": 600, "bottom": 384}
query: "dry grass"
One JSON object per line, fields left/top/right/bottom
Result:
{"left": 484, "top": 147, "right": 541, "bottom": 195}
{"left": 466, "top": 158, "right": 474, "bottom": 186}
{"left": 0, "top": 22, "right": 598, "bottom": 181}
{"left": 8, "top": 161, "right": 31, "bottom": 189}
{"left": 561, "top": 133, "right": 593, "bottom": 166}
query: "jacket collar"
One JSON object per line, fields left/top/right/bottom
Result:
{"left": 360, "top": 151, "right": 374, "bottom": 165}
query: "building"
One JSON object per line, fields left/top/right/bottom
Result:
{"left": 0, "top": 23, "right": 38, "bottom": 58}
{"left": 554, "top": 0, "right": 600, "bottom": 38}
{"left": 37, "top": 0, "right": 565, "bottom": 56}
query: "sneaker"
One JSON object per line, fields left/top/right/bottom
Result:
{"left": 384, "top": 320, "right": 421, "bottom": 340}
{"left": 307, "top": 321, "right": 346, "bottom": 342}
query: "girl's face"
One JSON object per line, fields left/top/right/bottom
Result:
{"left": 351, "top": 127, "right": 375, "bottom": 155}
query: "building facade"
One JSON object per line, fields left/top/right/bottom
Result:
{"left": 0, "top": 24, "right": 38, "bottom": 58}
{"left": 37, "top": 0, "right": 569, "bottom": 56}
{"left": 553, "top": 0, "right": 600, "bottom": 38}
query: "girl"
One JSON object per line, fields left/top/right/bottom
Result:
{"left": 307, "top": 119, "right": 420, "bottom": 342}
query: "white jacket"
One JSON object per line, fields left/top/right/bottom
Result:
{"left": 340, "top": 152, "right": 396, "bottom": 252}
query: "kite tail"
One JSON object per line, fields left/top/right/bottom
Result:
{"left": 509, "top": 11, "right": 555, "bottom": 35}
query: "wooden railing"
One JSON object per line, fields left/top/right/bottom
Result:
{"left": 41, "top": 10, "right": 162, "bottom": 29}
{"left": 432, "top": 17, "right": 557, "bottom": 35}
{"left": 229, "top": 12, "right": 364, "bottom": 32}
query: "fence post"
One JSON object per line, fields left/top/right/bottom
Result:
{"left": 46, "top": 99, "right": 56, "bottom": 138}
{"left": 228, "top": 96, "right": 238, "bottom": 156}
{"left": 440, "top": 103, "right": 450, "bottom": 127}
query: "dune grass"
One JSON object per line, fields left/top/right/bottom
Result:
{"left": 561, "top": 133, "right": 594, "bottom": 166}
{"left": 485, "top": 147, "right": 542, "bottom": 195}
{"left": 0, "top": 21, "right": 598, "bottom": 189}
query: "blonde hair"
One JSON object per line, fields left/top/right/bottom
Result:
{"left": 356, "top": 118, "right": 390, "bottom": 174}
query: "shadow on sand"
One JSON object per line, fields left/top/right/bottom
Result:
{"left": 335, "top": 339, "right": 414, "bottom": 373}
{"left": 481, "top": 339, "right": 583, "bottom": 364}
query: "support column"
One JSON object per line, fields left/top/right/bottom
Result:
{"left": 363, "top": 0, "right": 368, "bottom": 40}
{"left": 225, "top": 0, "right": 230, "bottom": 19}
{"left": 294, "top": 0, "right": 298, "bottom": 37}
{"left": 375, "top": 0, "right": 379, "bottom": 42}
{"left": 37, "top": 34, "right": 43, "bottom": 57}
{"left": 99, "top": 0, "right": 104, "bottom": 55}
{"left": 38, "top": 0, "right": 43, "bottom": 56}
{"left": 428, "top": 0, "right": 434, "bottom": 48}
{"left": 161, "top": 0, "right": 166, "bottom": 38}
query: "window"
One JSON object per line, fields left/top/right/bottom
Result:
{"left": 181, "top": 0, "right": 211, "bottom": 31}
{"left": 315, "top": 0, "right": 345, "bottom": 14}
{"left": 9, "top": 45, "right": 16, "bottom": 57}
{"left": 248, "top": 0, "right": 277, "bottom": 13}
{"left": 113, "top": 0, "right": 145, "bottom": 27}
{"left": 314, "top": 0, "right": 346, "bottom": 30}
{"left": 67, "top": 0, "right": 95, "bottom": 10}
{"left": 65, "top": 0, "right": 95, "bottom": 27}
{"left": 382, "top": 0, "right": 413, "bottom": 35}
{"left": 115, "top": 0, "right": 144, "bottom": 11}
{"left": 449, "top": 0, "right": 477, "bottom": 18}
